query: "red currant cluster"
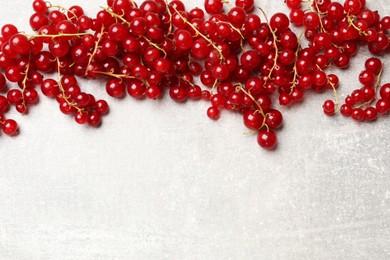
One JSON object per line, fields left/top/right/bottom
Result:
{"left": 286, "top": 0, "right": 390, "bottom": 121}
{"left": 0, "top": 0, "right": 388, "bottom": 150}
{"left": 336, "top": 57, "right": 390, "bottom": 121}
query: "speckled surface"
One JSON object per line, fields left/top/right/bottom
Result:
{"left": 0, "top": 0, "right": 390, "bottom": 259}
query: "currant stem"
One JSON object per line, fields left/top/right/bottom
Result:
{"left": 141, "top": 36, "right": 167, "bottom": 57}
{"left": 171, "top": 6, "right": 225, "bottom": 63}
{"left": 19, "top": 59, "right": 31, "bottom": 113}
{"left": 313, "top": 1, "right": 327, "bottom": 33}
{"left": 101, "top": 6, "right": 167, "bottom": 57}
{"left": 22, "top": 32, "right": 90, "bottom": 39}
{"left": 56, "top": 57, "right": 84, "bottom": 113}
{"left": 236, "top": 83, "right": 266, "bottom": 118}
{"left": 358, "top": 66, "right": 384, "bottom": 108}
{"left": 211, "top": 79, "right": 219, "bottom": 94}
{"left": 100, "top": 6, "right": 130, "bottom": 26}
{"left": 289, "top": 31, "right": 304, "bottom": 94}
{"left": 178, "top": 76, "right": 196, "bottom": 88}
{"left": 347, "top": 15, "right": 368, "bottom": 36}
{"left": 85, "top": 27, "right": 105, "bottom": 76}
{"left": 94, "top": 71, "right": 136, "bottom": 80}
{"left": 328, "top": 80, "right": 339, "bottom": 112}
{"left": 164, "top": 0, "right": 174, "bottom": 35}
{"left": 215, "top": 21, "right": 244, "bottom": 39}
{"left": 46, "top": 2, "right": 77, "bottom": 19}
{"left": 258, "top": 7, "right": 278, "bottom": 80}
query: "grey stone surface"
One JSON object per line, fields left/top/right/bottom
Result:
{"left": 0, "top": 0, "right": 390, "bottom": 259}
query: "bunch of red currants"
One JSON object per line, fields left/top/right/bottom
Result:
{"left": 0, "top": 0, "right": 388, "bottom": 150}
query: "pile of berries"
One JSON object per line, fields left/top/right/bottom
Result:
{"left": 0, "top": 0, "right": 389, "bottom": 150}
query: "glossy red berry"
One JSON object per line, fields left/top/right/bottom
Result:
{"left": 351, "top": 108, "right": 365, "bottom": 122}
{"left": 364, "top": 107, "right": 378, "bottom": 121}
{"left": 88, "top": 111, "right": 101, "bottom": 127}
{"left": 257, "top": 130, "right": 277, "bottom": 150}
{"left": 365, "top": 57, "right": 382, "bottom": 74}
{"left": 340, "top": 104, "right": 353, "bottom": 117}
{"left": 169, "top": 85, "right": 187, "bottom": 103}
{"left": 323, "top": 100, "right": 336, "bottom": 116}
{"left": 106, "top": 79, "right": 126, "bottom": 99}
{"left": 265, "top": 109, "right": 283, "bottom": 129}
{"left": 376, "top": 99, "right": 390, "bottom": 114}
{"left": 2, "top": 119, "right": 18, "bottom": 136}
{"left": 9, "top": 34, "right": 30, "bottom": 54}
{"left": 235, "top": 0, "right": 254, "bottom": 12}
{"left": 207, "top": 106, "right": 220, "bottom": 120}
{"left": 270, "top": 13, "right": 289, "bottom": 32}
{"left": 204, "top": 0, "right": 223, "bottom": 14}
{"left": 243, "top": 109, "right": 264, "bottom": 130}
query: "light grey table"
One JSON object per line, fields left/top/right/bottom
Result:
{"left": 0, "top": 0, "right": 389, "bottom": 259}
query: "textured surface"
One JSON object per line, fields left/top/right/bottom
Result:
{"left": 1, "top": 0, "right": 390, "bottom": 259}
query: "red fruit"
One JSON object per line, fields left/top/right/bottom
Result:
{"left": 344, "top": 0, "right": 362, "bottom": 15}
{"left": 106, "top": 79, "right": 126, "bottom": 99}
{"left": 323, "top": 100, "right": 335, "bottom": 116}
{"left": 2, "top": 119, "right": 18, "bottom": 136}
{"left": 376, "top": 99, "right": 390, "bottom": 114}
{"left": 207, "top": 106, "right": 220, "bottom": 120}
{"left": 243, "top": 109, "right": 264, "bottom": 130}
{"left": 235, "top": 0, "right": 254, "bottom": 12}
{"left": 340, "top": 104, "right": 353, "bottom": 117}
{"left": 169, "top": 85, "right": 187, "bottom": 103}
{"left": 365, "top": 57, "right": 382, "bottom": 74}
{"left": 380, "top": 83, "right": 390, "bottom": 99}
{"left": 257, "top": 130, "right": 277, "bottom": 150}
{"left": 358, "top": 70, "right": 376, "bottom": 86}
{"left": 364, "top": 107, "right": 378, "bottom": 121}
{"left": 0, "top": 95, "right": 9, "bottom": 113}
{"left": 94, "top": 100, "right": 109, "bottom": 115}
{"left": 9, "top": 34, "right": 30, "bottom": 54}
{"left": 351, "top": 108, "right": 365, "bottom": 122}
{"left": 240, "top": 50, "right": 261, "bottom": 70}
{"left": 270, "top": 13, "right": 289, "bottom": 32}
{"left": 266, "top": 109, "right": 283, "bottom": 129}
{"left": 174, "top": 29, "right": 193, "bottom": 51}
{"left": 146, "top": 85, "right": 162, "bottom": 99}
{"left": 204, "top": 0, "right": 223, "bottom": 14}
{"left": 88, "top": 111, "right": 101, "bottom": 127}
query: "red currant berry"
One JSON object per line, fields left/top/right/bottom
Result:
{"left": 2, "top": 119, "right": 18, "bottom": 136}
{"left": 88, "top": 111, "right": 101, "bottom": 127}
{"left": 204, "top": 0, "right": 223, "bottom": 14}
{"left": 9, "top": 34, "right": 30, "bottom": 55}
{"left": 106, "top": 79, "right": 126, "bottom": 99}
{"left": 0, "top": 95, "right": 9, "bottom": 113}
{"left": 323, "top": 100, "right": 336, "bottom": 116}
{"left": 340, "top": 104, "right": 353, "bottom": 117}
{"left": 344, "top": 0, "right": 362, "bottom": 15}
{"left": 207, "top": 106, "right": 220, "bottom": 120}
{"left": 257, "top": 129, "right": 277, "bottom": 150}
{"left": 243, "top": 109, "right": 264, "bottom": 130}
{"left": 379, "top": 83, "right": 390, "bottom": 99}
{"left": 358, "top": 70, "right": 376, "bottom": 86}
{"left": 169, "top": 85, "right": 187, "bottom": 103}
{"left": 235, "top": 0, "right": 254, "bottom": 12}
{"left": 146, "top": 85, "right": 162, "bottom": 99}
{"left": 270, "top": 13, "right": 289, "bottom": 33}
{"left": 376, "top": 99, "right": 390, "bottom": 114}
{"left": 74, "top": 112, "right": 88, "bottom": 125}
{"left": 94, "top": 100, "right": 109, "bottom": 115}
{"left": 265, "top": 109, "right": 283, "bottom": 129}
{"left": 364, "top": 107, "right": 378, "bottom": 121}
{"left": 351, "top": 108, "right": 365, "bottom": 122}
{"left": 365, "top": 57, "right": 382, "bottom": 74}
